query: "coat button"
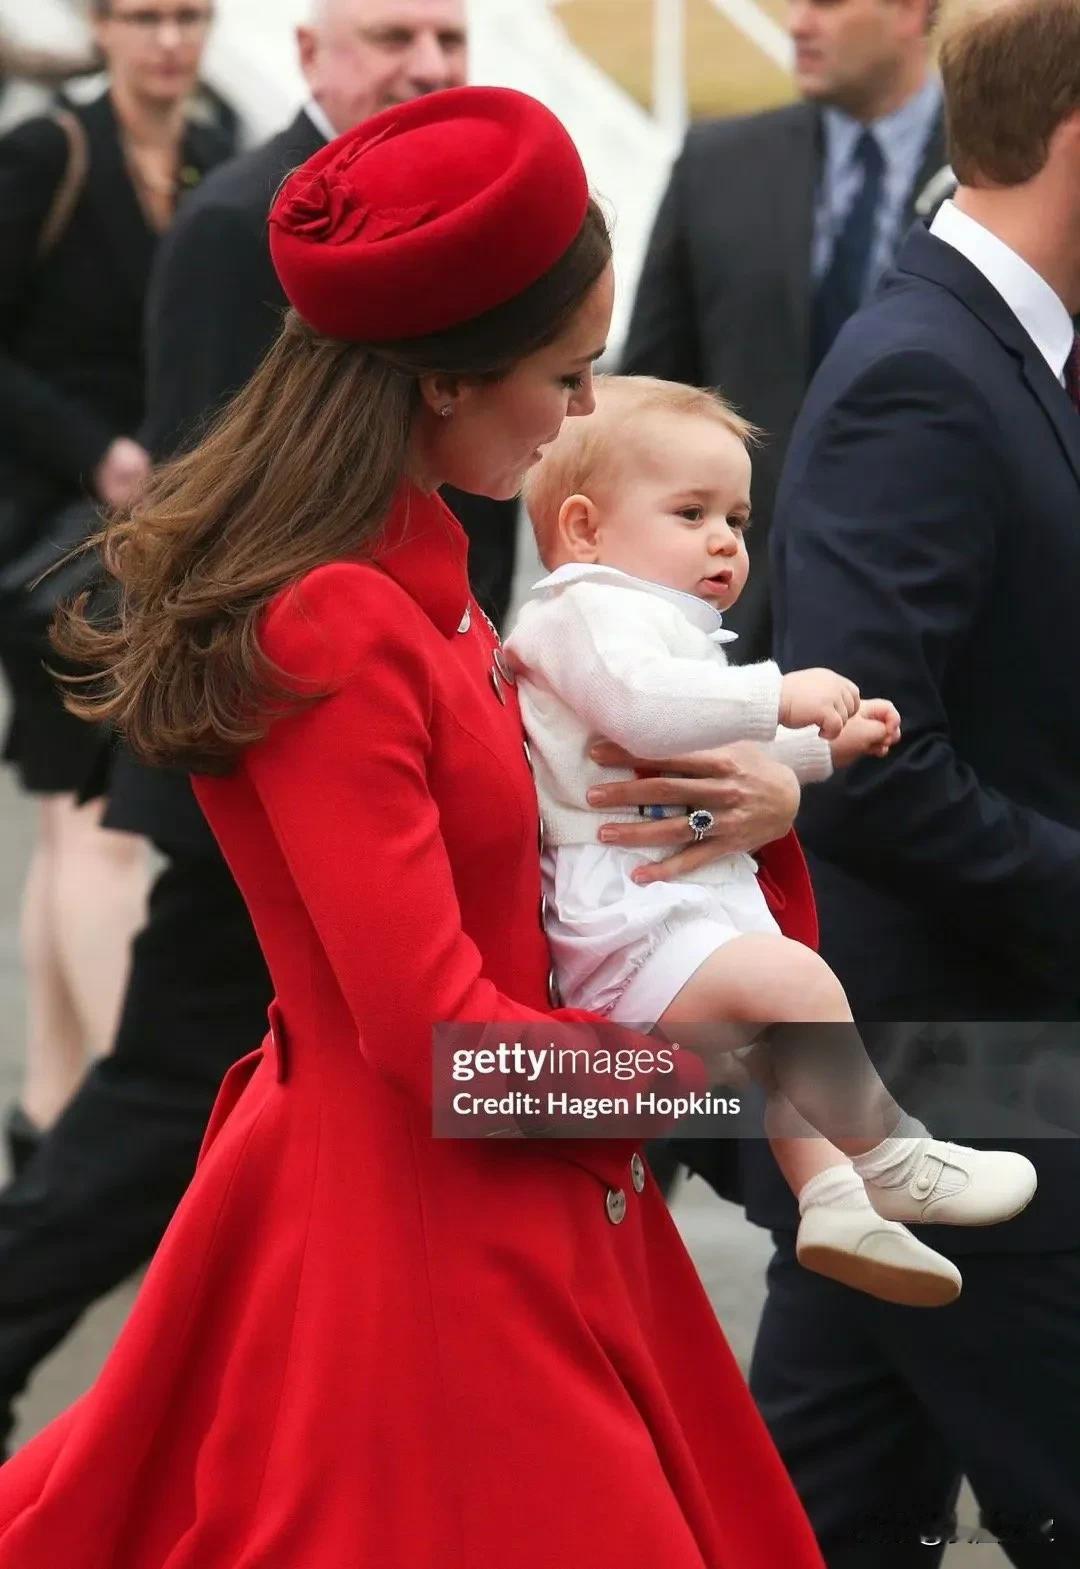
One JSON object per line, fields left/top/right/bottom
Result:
{"left": 539, "top": 892, "right": 548, "bottom": 931}
{"left": 537, "top": 817, "right": 545, "bottom": 855}
{"left": 547, "top": 967, "right": 562, "bottom": 1008}
{"left": 489, "top": 666, "right": 507, "bottom": 705}
{"left": 494, "top": 648, "right": 517, "bottom": 685}
{"left": 606, "top": 1188, "right": 627, "bottom": 1225}
{"left": 630, "top": 1153, "right": 646, "bottom": 1193}
{"left": 522, "top": 738, "right": 533, "bottom": 770}
{"left": 457, "top": 606, "right": 471, "bottom": 634}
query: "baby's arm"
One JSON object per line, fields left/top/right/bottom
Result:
{"left": 511, "top": 583, "right": 782, "bottom": 757}
{"left": 767, "top": 726, "right": 835, "bottom": 784}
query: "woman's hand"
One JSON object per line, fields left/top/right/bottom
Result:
{"left": 585, "top": 739, "right": 801, "bottom": 885}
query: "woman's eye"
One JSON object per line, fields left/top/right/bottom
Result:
{"left": 561, "top": 373, "right": 585, "bottom": 391}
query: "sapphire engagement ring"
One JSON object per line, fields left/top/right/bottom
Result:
{"left": 687, "top": 808, "right": 715, "bottom": 843}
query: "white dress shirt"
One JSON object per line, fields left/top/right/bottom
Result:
{"left": 930, "top": 200, "right": 1075, "bottom": 384}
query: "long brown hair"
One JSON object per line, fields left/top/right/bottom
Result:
{"left": 56, "top": 199, "right": 611, "bottom": 774}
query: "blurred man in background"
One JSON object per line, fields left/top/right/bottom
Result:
{"left": 623, "top": 0, "right": 946, "bottom": 662}
{"left": 0, "top": 0, "right": 487, "bottom": 1459}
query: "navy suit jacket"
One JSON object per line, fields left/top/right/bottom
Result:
{"left": 727, "top": 223, "right": 1080, "bottom": 1250}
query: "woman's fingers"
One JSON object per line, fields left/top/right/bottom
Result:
{"left": 588, "top": 774, "right": 739, "bottom": 809}
{"left": 589, "top": 741, "right": 733, "bottom": 778}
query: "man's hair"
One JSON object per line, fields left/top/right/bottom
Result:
{"left": 940, "top": 0, "right": 1080, "bottom": 185}
{"left": 524, "top": 375, "right": 757, "bottom": 567}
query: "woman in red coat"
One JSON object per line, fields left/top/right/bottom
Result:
{"left": 0, "top": 88, "right": 824, "bottom": 1568}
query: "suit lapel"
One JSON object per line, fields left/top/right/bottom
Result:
{"left": 78, "top": 92, "right": 156, "bottom": 310}
{"left": 1022, "top": 352, "right": 1080, "bottom": 490}
{"left": 777, "top": 104, "right": 821, "bottom": 359}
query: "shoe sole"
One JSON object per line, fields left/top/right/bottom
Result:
{"left": 797, "top": 1242, "right": 961, "bottom": 1308}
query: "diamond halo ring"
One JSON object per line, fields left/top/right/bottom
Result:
{"left": 687, "top": 808, "right": 715, "bottom": 843}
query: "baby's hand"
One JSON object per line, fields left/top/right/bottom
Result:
{"left": 830, "top": 699, "right": 902, "bottom": 767}
{"left": 778, "top": 668, "right": 860, "bottom": 741}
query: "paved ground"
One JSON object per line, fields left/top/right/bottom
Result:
{"left": 0, "top": 651, "right": 998, "bottom": 1558}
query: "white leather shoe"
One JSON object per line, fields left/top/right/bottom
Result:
{"left": 794, "top": 1204, "right": 960, "bottom": 1305}
{"left": 864, "top": 1141, "right": 1037, "bottom": 1227}
{"left": 796, "top": 1204, "right": 962, "bottom": 1308}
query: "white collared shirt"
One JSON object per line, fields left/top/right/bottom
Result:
{"left": 529, "top": 563, "right": 739, "bottom": 644}
{"left": 930, "top": 200, "right": 1074, "bottom": 383}
{"left": 303, "top": 99, "right": 339, "bottom": 145}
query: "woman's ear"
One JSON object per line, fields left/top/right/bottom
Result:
{"left": 556, "top": 494, "right": 601, "bottom": 562}
{"left": 417, "top": 373, "right": 465, "bottom": 420}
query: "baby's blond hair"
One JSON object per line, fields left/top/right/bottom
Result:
{"left": 523, "top": 375, "right": 758, "bottom": 566}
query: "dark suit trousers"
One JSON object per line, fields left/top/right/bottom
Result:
{"left": 0, "top": 850, "right": 271, "bottom": 1446}
{"left": 752, "top": 1232, "right": 1080, "bottom": 1568}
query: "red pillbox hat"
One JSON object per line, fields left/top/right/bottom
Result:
{"left": 269, "top": 86, "right": 590, "bottom": 343}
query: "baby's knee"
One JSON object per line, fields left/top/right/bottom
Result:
{"left": 752, "top": 937, "right": 851, "bottom": 1022}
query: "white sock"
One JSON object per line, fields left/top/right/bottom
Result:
{"left": 851, "top": 1118, "right": 966, "bottom": 1199}
{"left": 797, "top": 1163, "right": 872, "bottom": 1217}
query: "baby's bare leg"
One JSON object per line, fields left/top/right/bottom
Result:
{"left": 657, "top": 934, "right": 905, "bottom": 1155}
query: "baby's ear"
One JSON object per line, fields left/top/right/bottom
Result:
{"left": 556, "top": 494, "right": 600, "bottom": 561}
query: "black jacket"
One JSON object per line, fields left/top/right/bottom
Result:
{"left": 622, "top": 99, "right": 947, "bottom": 661}
{"left": 0, "top": 90, "right": 226, "bottom": 531}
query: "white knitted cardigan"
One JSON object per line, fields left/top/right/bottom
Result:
{"left": 504, "top": 564, "right": 833, "bottom": 847}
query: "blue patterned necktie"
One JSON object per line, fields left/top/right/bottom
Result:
{"left": 811, "top": 129, "right": 886, "bottom": 370}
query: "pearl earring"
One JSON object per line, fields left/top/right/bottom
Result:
{"left": 439, "top": 405, "right": 454, "bottom": 420}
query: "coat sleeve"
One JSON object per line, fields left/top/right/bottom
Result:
{"left": 142, "top": 197, "right": 281, "bottom": 459}
{"left": 621, "top": 135, "right": 703, "bottom": 385}
{"left": 243, "top": 568, "right": 707, "bottom": 1115}
{"left": 766, "top": 726, "right": 833, "bottom": 784}
{"left": 510, "top": 585, "right": 781, "bottom": 756}
{"left": 0, "top": 117, "right": 114, "bottom": 484}
{"left": 775, "top": 349, "right": 1080, "bottom": 994}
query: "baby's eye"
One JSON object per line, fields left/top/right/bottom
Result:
{"left": 729, "top": 515, "right": 752, "bottom": 532}
{"left": 677, "top": 505, "right": 704, "bottom": 522}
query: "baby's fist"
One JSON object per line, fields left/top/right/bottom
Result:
{"left": 779, "top": 668, "right": 860, "bottom": 741}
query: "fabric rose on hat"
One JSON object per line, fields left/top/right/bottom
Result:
{"left": 274, "top": 128, "right": 437, "bottom": 246}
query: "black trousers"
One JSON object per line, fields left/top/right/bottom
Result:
{"left": 0, "top": 850, "right": 271, "bottom": 1447}
{"left": 752, "top": 1232, "right": 1080, "bottom": 1568}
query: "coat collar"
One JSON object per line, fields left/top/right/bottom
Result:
{"left": 528, "top": 562, "right": 739, "bottom": 642}
{"left": 373, "top": 484, "right": 474, "bottom": 637}
{"left": 896, "top": 224, "right": 1080, "bottom": 489}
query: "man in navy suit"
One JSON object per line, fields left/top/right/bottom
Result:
{"left": 758, "top": 1, "right": 1080, "bottom": 1563}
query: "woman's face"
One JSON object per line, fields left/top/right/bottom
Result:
{"left": 94, "top": 3, "right": 212, "bottom": 110}
{"left": 416, "top": 263, "right": 615, "bottom": 501}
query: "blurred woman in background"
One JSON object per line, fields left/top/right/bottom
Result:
{"left": 0, "top": 1, "right": 227, "bottom": 1172}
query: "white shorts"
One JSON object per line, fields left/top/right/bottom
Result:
{"left": 541, "top": 842, "right": 781, "bottom": 1026}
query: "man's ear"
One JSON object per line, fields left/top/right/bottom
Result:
{"left": 417, "top": 373, "right": 467, "bottom": 420}
{"left": 556, "top": 494, "right": 601, "bottom": 561}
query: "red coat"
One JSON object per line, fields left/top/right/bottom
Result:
{"left": 0, "top": 487, "right": 823, "bottom": 1568}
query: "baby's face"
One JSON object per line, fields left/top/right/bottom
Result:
{"left": 588, "top": 412, "right": 751, "bottom": 609}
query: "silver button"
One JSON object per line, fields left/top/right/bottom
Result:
{"left": 457, "top": 606, "right": 471, "bottom": 634}
{"left": 606, "top": 1188, "right": 627, "bottom": 1225}
{"left": 630, "top": 1153, "right": 646, "bottom": 1194}
{"left": 489, "top": 666, "right": 506, "bottom": 705}
{"left": 537, "top": 817, "right": 545, "bottom": 855}
{"left": 539, "top": 892, "right": 548, "bottom": 930}
{"left": 522, "top": 738, "right": 533, "bottom": 770}
{"left": 547, "top": 967, "right": 562, "bottom": 1008}
{"left": 493, "top": 648, "right": 517, "bottom": 685}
